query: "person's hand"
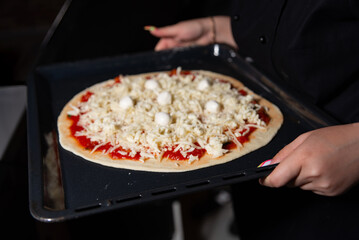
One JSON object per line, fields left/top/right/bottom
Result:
{"left": 148, "top": 18, "right": 212, "bottom": 51}
{"left": 147, "top": 16, "right": 237, "bottom": 51}
{"left": 260, "top": 123, "right": 359, "bottom": 196}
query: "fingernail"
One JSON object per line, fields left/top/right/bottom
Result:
{"left": 258, "top": 159, "right": 272, "bottom": 168}
{"left": 144, "top": 25, "right": 156, "bottom": 31}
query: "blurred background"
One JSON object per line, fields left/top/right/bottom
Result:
{"left": 0, "top": 0, "right": 232, "bottom": 86}
{"left": 0, "top": 1, "right": 240, "bottom": 239}
{"left": 0, "top": 0, "right": 64, "bottom": 86}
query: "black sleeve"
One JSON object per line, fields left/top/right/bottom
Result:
{"left": 230, "top": 0, "right": 359, "bottom": 123}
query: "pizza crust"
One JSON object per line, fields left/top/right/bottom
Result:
{"left": 58, "top": 70, "right": 283, "bottom": 172}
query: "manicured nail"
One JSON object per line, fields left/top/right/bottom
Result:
{"left": 258, "top": 159, "right": 272, "bottom": 168}
{"left": 144, "top": 25, "right": 157, "bottom": 31}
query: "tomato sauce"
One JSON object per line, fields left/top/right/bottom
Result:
{"left": 69, "top": 112, "right": 207, "bottom": 161}
{"left": 80, "top": 91, "right": 94, "bottom": 102}
{"left": 162, "top": 144, "right": 206, "bottom": 161}
{"left": 169, "top": 69, "right": 195, "bottom": 81}
{"left": 238, "top": 89, "right": 248, "bottom": 96}
{"left": 114, "top": 76, "right": 121, "bottom": 83}
{"left": 169, "top": 69, "right": 192, "bottom": 76}
{"left": 109, "top": 146, "right": 141, "bottom": 160}
{"left": 68, "top": 114, "right": 141, "bottom": 160}
{"left": 223, "top": 127, "right": 256, "bottom": 150}
{"left": 257, "top": 107, "right": 270, "bottom": 125}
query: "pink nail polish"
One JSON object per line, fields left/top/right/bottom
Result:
{"left": 258, "top": 159, "right": 272, "bottom": 168}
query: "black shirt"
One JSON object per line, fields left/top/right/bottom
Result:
{"left": 230, "top": 0, "right": 359, "bottom": 123}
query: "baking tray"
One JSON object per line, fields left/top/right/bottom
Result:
{"left": 27, "top": 44, "right": 337, "bottom": 222}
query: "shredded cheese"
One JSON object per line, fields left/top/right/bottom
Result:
{"left": 68, "top": 68, "right": 268, "bottom": 160}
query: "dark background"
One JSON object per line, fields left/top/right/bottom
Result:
{"left": 0, "top": 0, "right": 231, "bottom": 86}
{"left": 0, "top": 1, "right": 233, "bottom": 239}
{"left": 0, "top": 0, "right": 64, "bottom": 86}
{"left": 38, "top": 0, "right": 231, "bottom": 65}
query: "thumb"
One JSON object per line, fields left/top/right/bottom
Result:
{"left": 259, "top": 156, "right": 301, "bottom": 188}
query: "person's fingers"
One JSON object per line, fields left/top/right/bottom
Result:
{"left": 260, "top": 134, "right": 312, "bottom": 188}
{"left": 271, "top": 132, "right": 309, "bottom": 164}
{"left": 259, "top": 134, "right": 308, "bottom": 187}
{"left": 300, "top": 183, "right": 337, "bottom": 196}
{"left": 155, "top": 38, "right": 200, "bottom": 51}
{"left": 260, "top": 156, "right": 302, "bottom": 188}
{"left": 155, "top": 38, "right": 179, "bottom": 51}
{"left": 260, "top": 124, "right": 359, "bottom": 196}
{"left": 150, "top": 25, "right": 181, "bottom": 38}
{"left": 298, "top": 176, "right": 347, "bottom": 196}
{"left": 285, "top": 174, "right": 313, "bottom": 188}
{"left": 261, "top": 131, "right": 337, "bottom": 191}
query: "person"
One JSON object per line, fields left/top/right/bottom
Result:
{"left": 146, "top": 2, "right": 359, "bottom": 198}
{"left": 146, "top": 2, "right": 359, "bottom": 239}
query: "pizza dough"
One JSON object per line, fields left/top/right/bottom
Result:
{"left": 57, "top": 68, "right": 283, "bottom": 172}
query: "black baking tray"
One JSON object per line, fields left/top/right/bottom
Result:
{"left": 27, "top": 44, "right": 337, "bottom": 222}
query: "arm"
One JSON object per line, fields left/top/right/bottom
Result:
{"left": 260, "top": 123, "right": 359, "bottom": 196}
{"left": 147, "top": 16, "right": 237, "bottom": 51}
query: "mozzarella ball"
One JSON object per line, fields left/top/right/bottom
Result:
{"left": 205, "top": 100, "right": 220, "bottom": 113}
{"left": 155, "top": 112, "right": 171, "bottom": 126}
{"left": 145, "top": 79, "right": 159, "bottom": 90}
{"left": 197, "top": 79, "right": 210, "bottom": 91}
{"left": 119, "top": 96, "right": 134, "bottom": 109}
{"left": 157, "top": 91, "right": 172, "bottom": 105}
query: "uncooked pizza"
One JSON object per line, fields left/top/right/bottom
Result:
{"left": 57, "top": 67, "right": 283, "bottom": 172}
